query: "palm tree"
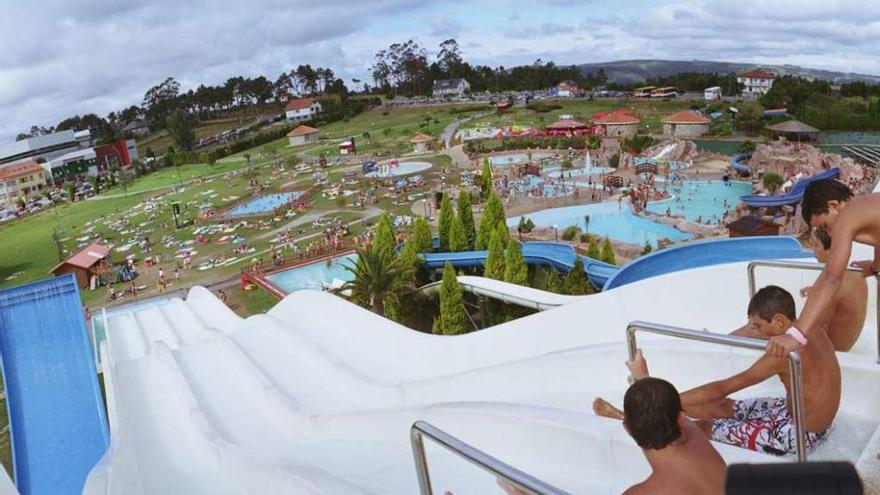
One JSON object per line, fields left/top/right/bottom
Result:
{"left": 338, "top": 247, "right": 411, "bottom": 316}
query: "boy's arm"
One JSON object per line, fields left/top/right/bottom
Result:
{"left": 680, "top": 355, "right": 783, "bottom": 407}
{"left": 767, "top": 225, "right": 855, "bottom": 357}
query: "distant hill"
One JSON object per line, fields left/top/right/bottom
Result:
{"left": 578, "top": 59, "right": 880, "bottom": 85}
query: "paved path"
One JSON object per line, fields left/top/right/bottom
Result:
{"left": 445, "top": 144, "right": 473, "bottom": 170}
{"left": 440, "top": 110, "right": 493, "bottom": 148}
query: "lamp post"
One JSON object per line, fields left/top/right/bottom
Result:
{"left": 553, "top": 224, "right": 558, "bottom": 241}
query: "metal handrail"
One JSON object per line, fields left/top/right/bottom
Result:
{"left": 747, "top": 260, "right": 880, "bottom": 364}
{"left": 411, "top": 421, "right": 571, "bottom": 495}
{"left": 626, "top": 321, "right": 809, "bottom": 462}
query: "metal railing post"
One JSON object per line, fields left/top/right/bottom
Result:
{"left": 626, "top": 320, "right": 809, "bottom": 462}
{"left": 747, "top": 260, "right": 880, "bottom": 364}
{"left": 410, "top": 421, "right": 571, "bottom": 495}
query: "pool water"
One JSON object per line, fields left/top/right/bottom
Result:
{"left": 544, "top": 165, "right": 615, "bottom": 178}
{"left": 647, "top": 180, "right": 751, "bottom": 223}
{"left": 508, "top": 201, "right": 692, "bottom": 246}
{"left": 222, "top": 192, "right": 302, "bottom": 218}
{"left": 366, "top": 161, "right": 432, "bottom": 178}
{"left": 265, "top": 253, "right": 358, "bottom": 293}
{"left": 488, "top": 154, "right": 528, "bottom": 167}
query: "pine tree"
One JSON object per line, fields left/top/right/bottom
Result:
{"left": 586, "top": 235, "right": 600, "bottom": 260}
{"left": 601, "top": 237, "right": 617, "bottom": 265}
{"left": 438, "top": 194, "right": 454, "bottom": 251}
{"left": 484, "top": 228, "right": 506, "bottom": 280}
{"left": 545, "top": 269, "right": 564, "bottom": 293}
{"left": 564, "top": 257, "right": 593, "bottom": 295}
{"left": 433, "top": 262, "right": 470, "bottom": 335}
{"left": 411, "top": 216, "right": 434, "bottom": 253}
{"left": 476, "top": 192, "right": 507, "bottom": 250}
{"left": 457, "top": 190, "right": 476, "bottom": 250}
{"left": 399, "top": 238, "right": 421, "bottom": 280}
{"left": 504, "top": 241, "right": 528, "bottom": 286}
{"left": 372, "top": 213, "right": 395, "bottom": 258}
{"left": 494, "top": 217, "right": 510, "bottom": 250}
{"left": 448, "top": 214, "right": 468, "bottom": 252}
{"left": 481, "top": 158, "right": 493, "bottom": 200}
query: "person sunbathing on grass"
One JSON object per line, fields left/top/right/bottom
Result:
{"left": 604, "top": 286, "right": 840, "bottom": 457}
{"left": 592, "top": 364, "right": 725, "bottom": 494}
{"left": 732, "top": 230, "right": 867, "bottom": 352}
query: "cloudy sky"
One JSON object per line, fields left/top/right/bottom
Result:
{"left": 2, "top": 0, "right": 879, "bottom": 141}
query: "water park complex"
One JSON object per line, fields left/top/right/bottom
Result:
{"left": 2, "top": 97, "right": 880, "bottom": 495}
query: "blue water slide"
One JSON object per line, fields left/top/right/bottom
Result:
{"left": 729, "top": 153, "right": 751, "bottom": 174}
{"left": 0, "top": 275, "right": 109, "bottom": 494}
{"left": 603, "top": 236, "right": 811, "bottom": 290}
{"left": 420, "top": 241, "right": 618, "bottom": 288}
{"left": 739, "top": 168, "right": 840, "bottom": 208}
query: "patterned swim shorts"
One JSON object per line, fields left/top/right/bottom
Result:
{"left": 711, "top": 397, "right": 827, "bottom": 456}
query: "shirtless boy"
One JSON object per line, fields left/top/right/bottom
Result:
{"left": 593, "top": 360, "right": 725, "bottom": 494}
{"left": 768, "top": 179, "right": 880, "bottom": 356}
{"left": 733, "top": 228, "right": 867, "bottom": 351}
{"left": 687, "top": 286, "right": 840, "bottom": 455}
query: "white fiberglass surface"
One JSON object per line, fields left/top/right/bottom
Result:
{"left": 87, "top": 241, "right": 880, "bottom": 494}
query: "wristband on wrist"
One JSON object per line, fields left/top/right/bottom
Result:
{"left": 786, "top": 327, "right": 808, "bottom": 345}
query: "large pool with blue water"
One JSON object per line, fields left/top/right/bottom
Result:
{"left": 488, "top": 154, "right": 529, "bottom": 167}
{"left": 648, "top": 180, "right": 751, "bottom": 222}
{"left": 509, "top": 202, "right": 692, "bottom": 246}
{"left": 222, "top": 192, "right": 303, "bottom": 218}
{"left": 265, "top": 253, "right": 358, "bottom": 293}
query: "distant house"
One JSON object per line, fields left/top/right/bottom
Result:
{"left": 122, "top": 119, "right": 151, "bottom": 137}
{"left": 285, "top": 98, "right": 322, "bottom": 122}
{"left": 737, "top": 69, "right": 776, "bottom": 97}
{"left": 50, "top": 243, "right": 111, "bottom": 289}
{"left": 432, "top": 78, "right": 470, "bottom": 98}
{"left": 0, "top": 161, "right": 48, "bottom": 210}
{"left": 546, "top": 119, "right": 588, "bottom": 131}
{"left": 554, "top": 81, "right": 579, "bottom": 98}
{"left": 592, "top": 111, "right": 640, "bottom": 138}
{"left": 410, "top": 133, "right": 433, "bottom": 154}
{"left": 662, "top": 110, "right": 710, "bottom": 138}
{"left": 287, "top": 125, "right": 320, "bottom": 146}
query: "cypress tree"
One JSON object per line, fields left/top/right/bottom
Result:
{"left": 399, "top": 238, "right": 421, "bottom": 278}
{"left": 504, "top": 241, "right": 528, "bottom": 286}
{"left": 586, "top": 235, "right": 601, "bottom": 260}
{"left": 564, "top": 257, "right": 592, "bottom": 295}
{"left": 433, "top": 262, "right": 469, "bottom": 335}
{"left": 481, "top": 158, "right": 493, "bottom": 200}
{"left": 411, "top": 216, "right": 434, "bottom": 253}
{"left": 476, "top": 192, "right": 507, "bottom": 249}
{"left": 373, "top": 213, "right": 395, "bottom": 258}
{"left": 601, "top": 237, "right": 617, "bottom": 265}
{"left": 494, "top": 219, "right": 510, "bottom": 250}
{"left": 438, "top": 193, "right": 454, "bottom": 251}
{"left": 545, "top": 269, "right": 564, "bottom": 293}
{"left": 448, "top": 214, "right": 468, "bottom": 252}
{"left": 484, "top": 228, "right": 506, "bottom": 280}
{"left": 457, "top": 190, "right": 476, "bottom": 250}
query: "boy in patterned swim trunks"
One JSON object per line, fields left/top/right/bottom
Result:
{"left": 679, "top": 286, "right": 841, "bottom": 456}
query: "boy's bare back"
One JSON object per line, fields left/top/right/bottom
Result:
{"left": 775, "top": 328, "right": 841, "bottom": 432}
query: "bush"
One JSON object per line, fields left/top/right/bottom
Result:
{"left": 517, "top": 216, "right": 535, "bottom": 234}
{"left": 762, "top": 171, "right": 784, "bottom": 194}
{"left": 609, "top": 153, "right": 620, "bottom": 168}
{"left": 737, "top": 140, "right": 757, "bottom": 154}
{"left": 561, "top": 225, "right": 579, "bottom": 241}
{"left": 526, "top": 102, "right": 562, "bottom": 113}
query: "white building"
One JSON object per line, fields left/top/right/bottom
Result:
{"left": 0, "top": 129, "right": 86, "bottom": 166}
{"left": 285, "top": 98, "right": 322, "bottom": 122}
{"left": 44, "top": 148, "right": 97, "bottom": 183}
{"left": 737, "top": 69, "right": 776, "bottom": 97}
{"left": 432, "top": 78, "right": 470, "bottom": 98}
{"left": 287, "top": 125, "right": 320, "bottom": 146}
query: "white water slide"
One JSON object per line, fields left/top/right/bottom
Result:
{"left": 84, "top": 242, "right": 880, "bottom": 494}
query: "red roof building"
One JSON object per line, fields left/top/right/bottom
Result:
{"left": 592, "top": 111, "right": 640, "bottom": 138}
{"left": 50, "top": 243, "right": 112, "bottom": 288}
{"left": 287, "top": 125, "right": 319, "bottom": 137}
{"left": 284, "top": 98, "right": 323, "bottom": 122}
{"left": 738, "top": 69, "right": 776, "bottom": 80}
{"left": 0, "top": 161, "right": 45, "bottom": 181}
{"left": 663, "top": 110, "right": 710, "bottom": 138}
{"left": 662, "top": 110, "right": 711, "bottom": 124}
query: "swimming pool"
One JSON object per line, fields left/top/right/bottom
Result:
{"left": 647, "top": 180, "right": 751, "bottom": 222}
{"left": 222, "top": 192, "right": 302, "bottom": 218}
{"left": 513, "top": 176, "right": 575, "bottom": 198}
{"left": 508, "top": 201, "right": 692, "bottom": 246}
{"left": 545, "top": 166, "right": 616, "bottom": 178}
{"left": 366, "top": 161, "right": 432, "bottom": 178}
{"left": 265, "top": 253, "right": 358, "bottom": 294}
{"left": 488, "top": 154, "right": 528, "bottom": 167}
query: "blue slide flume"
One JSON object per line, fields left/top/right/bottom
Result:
{"left": 739, "top": 167, "right": 840, "bottom": 207}
{"left": 0, "top": 275, "right": 109, "bottom": 495}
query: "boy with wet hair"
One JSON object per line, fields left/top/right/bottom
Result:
{"left": 594, "top": 368, "right": 725, "bottom": 494}
{"left": 685, "top": 286, "right": 841, "bottom": 455}
{"left": 768, "top": 178, "right": 878, "bottom": 356}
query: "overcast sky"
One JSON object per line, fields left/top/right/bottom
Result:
{"left": 2, "top": 0, "right": 879, "bottom": 141}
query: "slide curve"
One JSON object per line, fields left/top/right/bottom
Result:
{"left": 739, "top": 168, "right": 840, "bottom": 207}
